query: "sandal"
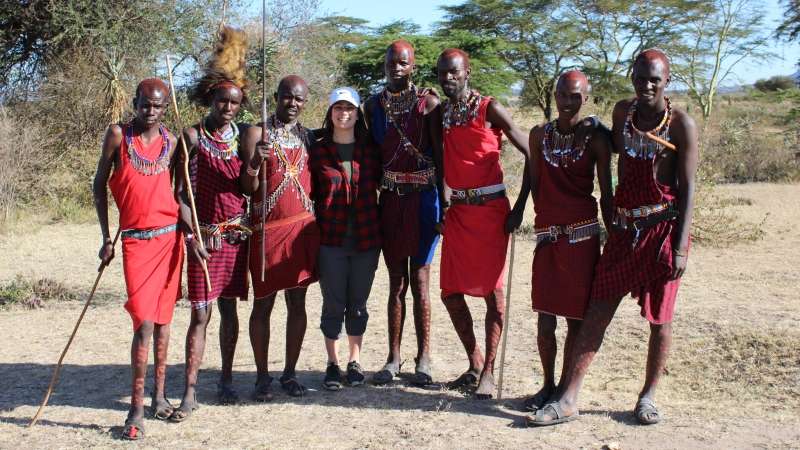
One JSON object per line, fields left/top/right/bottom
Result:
{"left": 253, "top": 376, "right": 274, "bottom": 402}
{"left": 445, "top": 369, "right": 480, "bottom": 391}
{"left": 634, "top": 397, "right": 661, "bottom": 425}
{"left": 122, "top": 416, "right": 145, "bottom": 440}
{"left": 371, "top": 361, "right": 401, "bottom": 385}
{"left": 410, "top": 357, "right": 434, "bottom": 386}
{"left": 150, "top": 394, "right": 174, "bottom": 420}
{"left": 525, "top": 401, "right": 580, "bottom": 427}
{"left": 523, "top": 386, "right": 554, "bottom": 412}
{"left": 279, "top": 374, "right": 307, "bottom": 397}
{"left": 217, "top": 382, "right": 239, "bottom": 405}
{"left": 169, "top": 392, "right": 199, "bottom": 423}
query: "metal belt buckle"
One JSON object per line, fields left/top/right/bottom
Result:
{"left": 548, "top": 225, "right": 559, "bottom": 242}
{"left": 466, "top": 189, "right": 480, "bottom": 205}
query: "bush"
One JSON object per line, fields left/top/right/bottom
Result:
{"left": 753, "top": 75, "right": 798, "bottom": 92}
{"left": 0, "top": 276, "right": 81, "bottom": 309}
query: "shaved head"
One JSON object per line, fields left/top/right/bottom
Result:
{"left": 557, "top": 70, "right": 590, "bottom": 93}
{"left": 438, "top": 48, "right": 471, "bottom": 70}
{"left": 277, "top": 75, "right": 308, "bottom": 95}
{"left": 387, "top": 40, "right": 415, "bottom": 63}
{"left": 634, "top": 48, "right": 670, "bottom": 77}
{"left": 135, "top": 78, "right": 169, "bottom": 100}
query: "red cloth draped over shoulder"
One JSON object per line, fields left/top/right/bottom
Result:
{"left": 441, "top": 95, "right": 510, "bottom": 298}
{"left": 591, "top": 150, "right": 685, "bottom": 324}
{"left": 531, "top": 130, "right": 600, "bottom": 319}
{"left": 250, "top": 128, "right": 320, "bottom": 298}
{"left": 109, "top": 124, "right": 183, "bottom": 330}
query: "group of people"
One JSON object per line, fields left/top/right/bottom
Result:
{"left": 92, "top": 26, "right": 697, "bottom": 441}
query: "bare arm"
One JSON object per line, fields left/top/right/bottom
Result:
{"left": 424, "top": 95, "right": 448, "bottom": 224}
{"left": 485, "top": 99, "right": 530, "bottom": 159}
{"left": 92, "top": 125, "right": 122, "bottom": 264}
{"left": 591, "top": 127, "right": 614, "bottom": 231}
{"left": 670, "top": 109, "right": 699, "bottom": 279}
{"left": 240, "top": 124, "right": 266, "bottom": 194}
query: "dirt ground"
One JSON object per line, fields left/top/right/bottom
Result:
{"left": 1, "top": 182, "right": 799, "bottom": 449}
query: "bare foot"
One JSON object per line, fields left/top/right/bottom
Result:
{"left": 474, "top": 371, "right": 495, "bottom": 399}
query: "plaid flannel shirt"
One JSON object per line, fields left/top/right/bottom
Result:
{"left": 310, "top": 140, "right": 381, "bottom": 251}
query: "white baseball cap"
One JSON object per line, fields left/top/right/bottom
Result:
{"left": 328, "top": 87, "right": 361, "bottom": 107}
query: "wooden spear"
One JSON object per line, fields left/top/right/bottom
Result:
{"left": 165, "top": 55, "right": 212, "bottom": 291}
{"left": 29, "top": 229, "right": 121, "bottom": 427}
{"left": 497, "top": 232, "right": 516, "bottom": 400}
{"left": 259, "top": 0, "right": 268, "bottom": 283}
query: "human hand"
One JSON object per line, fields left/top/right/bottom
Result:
{"left": 505, "top": 207, "right": 524, "bottom": 233}
{"left": 187, "top": 235, "right": 210, "bottom": 263}
{"left": 98, "top": 241, "right": 115, "bottom": 266}
{"left": 671, "top": 250, "right": 688, "bottom": 280}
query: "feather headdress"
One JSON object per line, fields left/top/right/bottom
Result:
{"left": 190, "top": 26, "right": 249, "bottom": 106}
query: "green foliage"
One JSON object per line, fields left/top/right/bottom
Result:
{"left": 754, "top": 75, "right": 799, "bottom": 92}
{"left": 777, "top": 0, "right": 800, "bottom": 41}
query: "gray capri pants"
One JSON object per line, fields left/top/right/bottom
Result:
{"left": 318, "top": 240, "right": 380, "bottom": 340}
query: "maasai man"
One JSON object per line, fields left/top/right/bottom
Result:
{"left": 364, "top": 40, "right": 441, "bottom": 386}
{"left": 505, "top": 70, "right": 613, "bottom": 412}
{"left": 93, "top": 78, "right": 182, "bottom": 440}
{"left": 436, "top": 48, "right": 530, "bottom": 399}
{"left": 241, "top": 75, "right": 320, "bottom": 400}
{"left": 528, "top": 49, "right": 698, "bottom": 426}
{"left": 171, "top": 27, "right": 250, "bottom": 422}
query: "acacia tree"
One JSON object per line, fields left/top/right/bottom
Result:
{"left": 671, "top": 0, "right": 772, "bottom": 119}
{"left": 439, "top": 0, "right": 586, "bottom": 120}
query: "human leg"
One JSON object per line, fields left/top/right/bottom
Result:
{"left": 124, "top": 321, "right": 154, "bottom": 438}
{"left": 409, "top": 262, "right": 433, "bottom": 385}
{"left": 442, "top": 294, "right": 483, "bottom": 389}
{"left": 319, "top": 245, "right": 350, "bottom": 390}
{"left": 635, "top": 321, "right": 673, "bottom": 424}
{"left": 525, "top": 312, "right": 557, "bottom": 411}
{"left": 217, "top": 297, "right": 239, "bottom": 403}
{"left": 373, "top": 257, "right": 408, "bottom": 384}
{"left": 249, "top": 293, "right": 277, "bottom": 401}
{"left": 344, "top": 248, "right": 379, "bottom": 386}
{"left": 171, "top": 306, "right": 212, "bottom": 421}
{"left": 475, "top": 288, "right": 505, "bottom": 399}
{"left": 280, "top": 287, "right": 308, "bottom": 396}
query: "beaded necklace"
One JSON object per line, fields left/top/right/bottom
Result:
{"left": 256, "top": 115, "right": 313, "bottom": 217}
{"left": 541, "top": 120, "right": 589, "bottom": 167}
{"left": 381, "top": 83, "right": 417, "bottom": 120}
{"left": 199, "top": 118, "right": 239, "bottom": 160}
{"left": 623, "top": 96, "right": 672, "bottom": 160}
{"left": 125, "top": 122, "right": 171, "bottom": 176}
{"left": 442, "top": 90, "right": 482, "bottom": 131}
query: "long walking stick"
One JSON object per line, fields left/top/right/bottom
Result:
{"left": 497, "top": 232, "right": 517, "bottom": 400}
{"left": 165, "top": 55, "right": 212, "bottom": 292}
{"left": 259, "top": 0, "right": 268, "bottom": 283}
{"left": 29, "top": 228, "right": 122, "bottom": 427}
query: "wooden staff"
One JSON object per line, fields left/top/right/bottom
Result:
{"left": 29, "top": 228, "right": 121, "bottom": 427}
{"left": 165, "top": 55, "right": 212, "bottom": 292}
{"left": 497, "top": 232, "right": 516, "bottom": 400}
{"left": 259, "top": 0, "right": 268, "bottom": 283}
{"left": 644, "top": 131, "right": 677, "bottom": 151}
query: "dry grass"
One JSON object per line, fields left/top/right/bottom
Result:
{"left": 0, "top": 183, "right": 798, "bottom": 448}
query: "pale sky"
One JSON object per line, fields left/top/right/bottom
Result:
{"left": 248, "top": 0, "right": 800, "bottom": 85}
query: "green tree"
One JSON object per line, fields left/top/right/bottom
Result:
{"left": 671, "top": 0, "right": 772, "bottom": 119}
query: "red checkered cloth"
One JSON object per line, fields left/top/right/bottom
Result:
{"left": 186, "top": 124, "right": 248, "bottom": 303}
{"left": 590, "top": 150, "right": 686, "bottom": 324}
{"left": 310, "top": 139, "right": 381, "bottom": 251}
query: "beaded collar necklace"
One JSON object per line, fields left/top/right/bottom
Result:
{"left": 125, "top": 122, "right": 171, "bottom": 176}
{"left": 442, "top": 90, "right": 482, "bottom": 131}
{"left": 199, "top": 118, "right": 239, "bottom": 160}
{"left": 267, "top": 114, "right": 308, "bottom": 149}
{"left": 624, "top": 96, "right": 672, "bottom": 160}
{"left": 256, "top": 114, "right": 313, "bottom": 217}
{"left": 381, "top": 83, "right": 417, "bottom": 119}
{"left": 542, "top": 120, "right": 589, "bottom": 167}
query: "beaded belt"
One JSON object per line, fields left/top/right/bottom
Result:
{"left": 380, "top": 168, "right": 436, "bottom": 195}
{"left": 450, "top": 183, "right": 506, "bottom": 205}
{"left": 199, "top": 215, "right": 251, "bottom": 251}
{"left": 121, "top": 223, "right": 177, "bottom": 240}
{"left": 613, "top": 203, "right": 678, "bottom": 248}
{"left": 535, "top": 219, "right": 600, "bottom": 245}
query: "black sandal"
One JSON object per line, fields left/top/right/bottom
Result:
{"left": 253, "top": 376, "right": 274, "bottom": 402}
{"left": 217, "top": 382, "right": 239, "bottom": 405}
{"left": 410, "top": 358, "right": 434, "bottom": 386}
{"left": 445, "top": 369, "right": 480, "bottom": 391}
{"left": 169, "top": 391, "right": 199, "bottom": 423}
{"left": 150, "top": 394, "right": 174, "bottom": 420}
{"left": 122, "top": 416, "right": 145, "bottom": 440}
{"left": 279, "top": 374, "right": 307, "bottom": 397}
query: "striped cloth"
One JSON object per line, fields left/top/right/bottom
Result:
{"left": 590, "top": 148, "right": 684, "bottom": 324}
{"left": 187, "top": 123, "right": 249, "bottom": 303}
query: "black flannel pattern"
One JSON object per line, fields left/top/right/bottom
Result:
{"left": 310, "top": 140, "right": 381, "bottom": 251}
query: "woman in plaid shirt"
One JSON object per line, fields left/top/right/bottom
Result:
{"left": 310, "top": 87, "right": 382, "bottom": 390}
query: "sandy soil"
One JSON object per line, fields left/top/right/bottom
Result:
{"left": 1, "top": 182, "right": 799, "bottom": 449}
